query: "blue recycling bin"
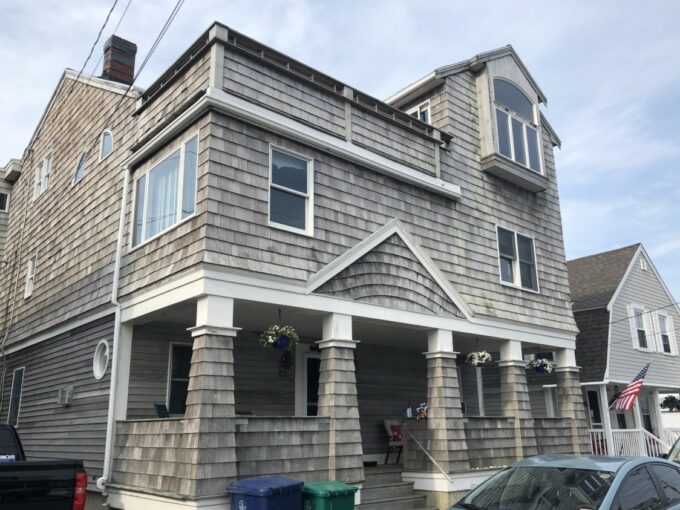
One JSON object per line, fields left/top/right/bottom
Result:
{"left": 228, "top": 475, "right": 304, "bottom": 510}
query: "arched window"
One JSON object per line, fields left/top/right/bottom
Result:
{"left": 493, "top": 79, "right": 541, "bottom": 173}
{"left": 100, "top": 130, "right": 113, "bottom": 160}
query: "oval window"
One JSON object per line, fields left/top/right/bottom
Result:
{"left": 93, "top": 340, "right": 110, "bottom": 380}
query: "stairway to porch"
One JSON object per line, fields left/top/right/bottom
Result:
{"left": 357, "top": 465, "right": 436, "bottom": 510}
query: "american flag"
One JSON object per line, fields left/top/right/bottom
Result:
{"left": 610, "top": 363, "right": 650, "bottom": 411}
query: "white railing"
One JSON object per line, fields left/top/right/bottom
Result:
{"left": 589, "top": 429, "right": 609, "bottom": 455}
{"left": 589, "top": 428, "right": 671, "bottom": 457}
{"left": 663, "top": 428, "right": 680, "bottom": 446}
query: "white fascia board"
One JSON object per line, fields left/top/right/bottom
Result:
{"left": 639, "top": 245, "right": 680, "bottom": 318}
{"left": 306, "top": 218, "right": 473, "bottom": 319}
{"left": 383, "top": 71, "right": 438, "bottom": 107}
{"left": 120, "top": 264, "right": 576, "bottom": 347}
{"left": 606, "top": 245, "right": 642, "bottom": 312}
{"left": 204, "top": 87, "right": 462, "bottom": 200}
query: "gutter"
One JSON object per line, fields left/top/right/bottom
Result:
{"left": 97, "top": 165, "right": 131, "bottom": 492}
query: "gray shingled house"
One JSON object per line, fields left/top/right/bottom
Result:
{"left": 0, "top": 23, "right": 590, "bottom": 510}
{"left": 0, "top": 160, "right": 20, "bottom": 262}
{"left": 567, "top": 244, "right": 680, "bottom": 458}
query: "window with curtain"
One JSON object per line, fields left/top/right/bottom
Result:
{"left": 493, "top": 79, "right": 542, "bottom": 173}
{"left": 132, "top": 134, "right": 198, "bottom": 246}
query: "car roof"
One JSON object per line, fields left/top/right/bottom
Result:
{"left": 512, "top": 454, "right": 637, "bottom": 473}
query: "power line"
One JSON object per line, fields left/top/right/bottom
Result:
{"left": 88, "top": 0, "right": 134, "bottom": 78}
{"left": 74, "top": 0, "right": 120, "bottom": 83}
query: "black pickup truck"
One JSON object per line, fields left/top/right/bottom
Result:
{"left": 0, "top": 424, "right": 87, "bottom": 509}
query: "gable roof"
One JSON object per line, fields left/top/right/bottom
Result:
{"left": 385, "top": 45, "right": 547, "bottom": 108}
{"left": 566, "top": 244, "right": 640, "bottom": 312}
{"left": 24, "top": 69, "right": 144, "bottom": 158}
{"left": 306, "top": 218, "right": 473, "bottom": 319}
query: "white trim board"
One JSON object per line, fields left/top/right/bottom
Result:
{"left": 125, "top": 88, "right": 461, "bottom": 200}
{"left": 119, "top": 264, "right": 578, "bottom": 347}
{"left": 107, "top": 489, "right": 228, "bottom": 510}
{"left": 402, "top": 469, "right": 499, "bottom": 493}
{"left": 306, "top": 218, "right": 473, "bottom": 319}
{"left": 0, "top": 307, "right": 116, "bottom": 356}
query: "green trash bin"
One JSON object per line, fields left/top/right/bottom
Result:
{"left": 302, "top": 481, "right": 358, "bottom": 510}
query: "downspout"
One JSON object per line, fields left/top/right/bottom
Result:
{"left": 97, "top": 165, "right": 130, "bottom": 492}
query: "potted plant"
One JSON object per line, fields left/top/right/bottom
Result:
{"left": 530, "top": 358, "right": 555, "bottom": 374}
{"left": 466, "top": 351, "right": 493, "bottom": 367}
{"left": 260, "top": 324, "right": 300, "bottom": 351}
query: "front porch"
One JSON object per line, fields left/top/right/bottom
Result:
{"left": 584, "top": 383, "right": 673, "bottom": 457}
{"left": 108, "top": 295, "right": 589, "bottom": 506}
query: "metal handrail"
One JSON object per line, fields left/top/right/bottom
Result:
{"left": 401, "top": 422, "right": 452, "bottom": 482}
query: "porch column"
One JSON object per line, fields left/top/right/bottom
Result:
{"left": 317, "top": 313, "right": 364, "bottom": 483}
{"left": 183, "top": 295, "right": 239, "bottom": 497}
{"left": 499, "top": 340, "right": 537, "bottom": 460}
{"left": 425, "top": 329, "right": 470, "bottom": 473}
{"left": 555, "top": 348, "right": 589, "bottom": 454}
{"left": 650, "top": 389, "right": 664, "bottom": 439}
{"left": 597, "top": 384, "right": 615, "bottom": 455}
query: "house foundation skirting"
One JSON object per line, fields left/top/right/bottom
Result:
{"left": 107, "top": 489, "right": 229, "bottom": 510}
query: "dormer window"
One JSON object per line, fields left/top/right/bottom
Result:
{"left": 407, "top": 101, "right": 430, "bottom": 124}
{"left": 493, "top": 79, "right": 541, "bottom": 173}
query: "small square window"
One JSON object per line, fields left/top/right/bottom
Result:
{"left": 407, "top": 101, "right": 431, "bottom": 124}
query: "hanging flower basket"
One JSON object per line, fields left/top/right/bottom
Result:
{"left": 466, "top": 351, "right": 493, "bottom": 367}
{"left": 530, "top": 358, "right": 555, "bottom": 374}
{"left": 260, "top": 324, "right": 300, "bottom": 351}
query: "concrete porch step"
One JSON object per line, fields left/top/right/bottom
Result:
{"left": 363, "top": 464, "right": 404, "bottom": 484}
{"left": 356, "top": 494, "right": 428, "bottom": 510}
{"left": 361, "top": 481, "right": 415, "bottom": 501}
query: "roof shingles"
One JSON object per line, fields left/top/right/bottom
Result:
{"left": 566, "top": 244, "right": 640, "bottom": 311}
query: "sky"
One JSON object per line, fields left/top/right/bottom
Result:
{"left": 1, "top": 0, "right": 679, "bottom": 301}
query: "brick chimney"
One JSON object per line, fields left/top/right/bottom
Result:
{"left": 102, "top": 35, "right": 137, "bottom": 85}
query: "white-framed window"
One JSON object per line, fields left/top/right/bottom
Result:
{"left": 7, "top": 367, "right": 25, "bottom": 427}
{"left": 629, "top": 305, "right": 652, "bottom": 351}
{"left": 92, "top": 340, "right": 110, "bottom": 380}
{"left": 0, "top": 192, "right": 9, "bottom": 213}
{"left": 33, "top": 153, "right": 52, "bottom": 199}
{"left": 74, "top": 152, "right": 86, "bottom": 183}
{"left": 24, "top": 255, "right": 37, "bottom": 299}
{"left": 166, "top": 343, "right": 192, "bottom": 415}
{"left": 132, "top": 133, "right": 198, "bottom": 247}
{"left": 407, "top": 100, "right": 431, "bottom": 124}
{"left": 268, "top": 146, "right": 314, "bottom": 236}
{"left": 655, "top": 312, "right": 676, "bottom": 355}
{"left": 493, "top": 79, "right": 542, "bottom": 174}
{"left": 497, "top": 226, "right": 539, "bottom": 291}
{"left": 100, "top": 130, "right": 113, "bottom": 160}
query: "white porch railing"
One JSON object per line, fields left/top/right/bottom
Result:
{"left": 662, "top": 428, "right": 680, "bottom": 446}
{"left": 589, "top": 428, "right": 670, "bottom": 457}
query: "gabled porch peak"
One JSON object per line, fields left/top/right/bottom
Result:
{"left": 306, "top": 218, "right": 473, "bottom": 320}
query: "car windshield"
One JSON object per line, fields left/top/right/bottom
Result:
{"left": 458, "top": 466, "right": 615, "bottom": 510}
